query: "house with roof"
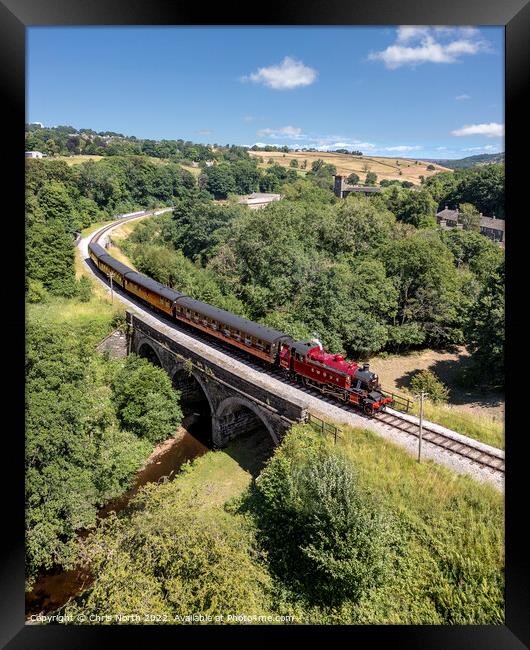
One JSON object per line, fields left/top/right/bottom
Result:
{"left": 436, "top": 206, "right": 505, "bottom": 246}
{"left": 25, "top": 151, "right": 45, "bottom": 158}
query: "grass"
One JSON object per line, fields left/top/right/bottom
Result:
{"left": 81, "top": 220, "right": 116, "bottom": 238}
{"left": 249, "top": 150, "right": 451, "bottom": 185}
{"left": 51, "top": 154, "right": 173, "bottom": 167}
{"left": 112, "top": 421, "right": 503, "bottom": 624}
{"left": 408, "top": 401, "right": 504, "bottom": 450}
{"left": 328, "top": 423, "right": 504, "bottom": 623}
{"left": 27, "top": 293, "right": 123, "bottom": 341}
{"left": 53, "top": 155, "right": 105, "bottom": 166}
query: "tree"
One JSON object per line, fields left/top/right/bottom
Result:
{"left": 347, "top": 172, "right": 360, "bottom": 185}
{"left": 253, "top": 426, "right": 396, "bottom": 605}
{"left": 365, "top": 171, "right": 377, "bottom": 186}
{"left": 394, "top": 188, "right": 437, "bottom": 228}
{"left": 112, "top": 354, "right": 183, "bottom": 443}
{"left": 458, "top": 202, "right": 481, "bottom": 232}
{"left": 290, "top": 159, "right": 299, "bottom": 168}
{"left": 381, "top": 231, "right": 464, "bottom": 349}
{"left": 410, "top": 369, "right": 449, "bottom": 403}
{"left": 427, "top": 164, "right": 436, "bottom": 171}
{"left": 202, "top": 164, "right": 236, "bottom": 199}
{"left": 466, "top": 257, "right": 504, "bottom": 386}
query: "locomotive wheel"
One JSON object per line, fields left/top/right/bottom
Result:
{"left": 363, "top": 404, "right": 374, "bottom": 417}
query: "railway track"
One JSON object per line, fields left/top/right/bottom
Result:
{"left": 84, "top": 215, "right": 505, "bottom": 481}
{"left": 374, "top": 411, "right": 504, "bottom": 474}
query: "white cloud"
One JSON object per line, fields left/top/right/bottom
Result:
{"left": 195, "top": 129, "right": 213, "bottom": 136}
{"left": 369, "top": 27, "right": 488, "bottom": 69}
{"left": 243, "top": 116, "right": 255, "bottom": 123}
{"left": 455, "top": 94, "right": 470, "bottom": 100}
{"left": 383, "top": 145, "right": 422, "bottom": 152}
{"left": 256, "top": 126, "right": 305, "bottom": 139}
{"left": 396, "top": 26, "right": 431, "bottom": 43}
{"left": 315, "top": 141, "right": 376, "bottom": 152}
{"left": 451, "top": 122, "right": 504, "bottom": 137}
{"left": 243, "top": 57, "right": 317, "bottom": 90}
{"left": 462, "top": 144, "right": 501, "bottom": 152}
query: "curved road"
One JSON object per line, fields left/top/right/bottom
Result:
{"left": 78, "top": 211, "right": 504, "bottom": 492}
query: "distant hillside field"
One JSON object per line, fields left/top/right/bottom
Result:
{"left": 249, "top": 150, "right": 451, "bottom": 185}
{"left": 53, "top": 154, "right": 172, "bottom": 167}
{"left": 420, "top": 152, "right": 504, "bottom": 170}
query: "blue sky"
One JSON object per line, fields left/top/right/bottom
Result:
{"left": 27, "top": 26, "right": 504, "bottom": 159}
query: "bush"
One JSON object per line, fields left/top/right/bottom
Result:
{"left": 76, "top": 275, "right": 92, "bottom": 302}
{"left": 112, "top": 354, "right": 183, "bottom": 443}
{"left": 26, "top": 278, "right": 48, "bottom": 303}
{"left": 410, "top": 369, "right": 449, "bottom": 403}
{"left": 253, "top": 428, "right": 396, "bottom": 605}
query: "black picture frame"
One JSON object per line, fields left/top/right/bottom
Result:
{"left": 3, "top": 1, "right": 528, "bottom": 647}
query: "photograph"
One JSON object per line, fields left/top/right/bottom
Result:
{"left": 6, "top": 4, "right": 523, "bottom": 637}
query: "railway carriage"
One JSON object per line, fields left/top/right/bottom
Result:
{"left": 173, "top": 296, "right": 292, "bottom": 363}
{"left": 88, "top": 232, "right": 392, "bottom": 414}
{"left": 123, "top": 271, "right": 182, "bottom": 317}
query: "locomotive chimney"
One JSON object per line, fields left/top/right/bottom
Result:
{"left": 363, "top": 363, "right": 370, "bottom": 371}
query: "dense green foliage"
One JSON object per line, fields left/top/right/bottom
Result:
{"left": 251, "top": 431, "right": 396, "bottom": 605}
{"left": 25, "top": 318, "right": 182, "bottom": 588}
{"left": 112, "top": 355, "right": 183, "bottom": 444}
{"left": 63, "top": 484, "right": 273, "bottom": 623}
{"left": 465, "top": 256, "right": 504, "bottom": 386}
{"left": 410, "top": 369, "right": 450, "bottom": 404}
{"left": 25, "top": 156, "right": 198, "bottom": 298}
{"left": 60, "top": 424, "right": 504, "bottom": 624}
{"left": 124, "top": 178, "right": 502, "bottom": 372}
{"left": 423, "top": 164, "right": 504, "bottom": 217}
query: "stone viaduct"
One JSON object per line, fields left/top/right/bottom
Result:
{"left": 125, "top": 311, "right": 308, "bottom": 449}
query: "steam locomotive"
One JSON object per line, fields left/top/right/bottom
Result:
{"left": 88, "top": 240, "right": 392, "bottom": 415}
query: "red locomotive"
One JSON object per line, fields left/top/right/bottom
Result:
{"left": 88, "top": 239, "right": 393, "bottom": 415}
{"left": 279, "top": 340, "right": 392, "bottom": 415}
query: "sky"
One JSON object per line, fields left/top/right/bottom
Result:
{"left": 27, "top": 26, "right": 504, "bottom": 159}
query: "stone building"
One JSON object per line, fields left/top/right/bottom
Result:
{"left": 436, "top": 206, "right": 505, "bottom": 246}
{"left": 333, "top": 175, "right": 382, "bottom": 198}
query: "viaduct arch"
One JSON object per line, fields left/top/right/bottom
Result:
{"left": 128, "top": 312, "right": 307, "bottom": 449}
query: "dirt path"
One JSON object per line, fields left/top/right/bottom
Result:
{"left": 371, "top": 347, "right": 504, "bottom": 421}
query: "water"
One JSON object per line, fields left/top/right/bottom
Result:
{"left": 25, "top": 418, "right": 209, "bottom": 619}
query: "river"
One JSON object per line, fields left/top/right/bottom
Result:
{"left": 25, "top": 416, "right": 209, "bottom": 619}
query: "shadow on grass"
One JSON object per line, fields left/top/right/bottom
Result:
{"left": 395, "top": 354, "right": 504, "bottom": 409}
{"left": 222, "top": 426, "right": 276, "bottom": 479}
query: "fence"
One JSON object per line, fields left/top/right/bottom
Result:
{"left": 306, "top": 412, "right": 343, "bottom": 445}
{"left": 381, "top": 387, "right": 412, "bottom": 413}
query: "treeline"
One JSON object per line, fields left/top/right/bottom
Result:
{"left": 26, "top": 124, "right": 214, "bottom": 161}
{"left": 25, "top": 156, "right": 199, "bottom": 299}
{"left": 26, "top": 124, "right": 259, "bottom": 165}
{"left": 423, "top": 164, "right": 504, "bottom": 217}
{"left": 124, "top": 170, "right": 504, "bottom": 386}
